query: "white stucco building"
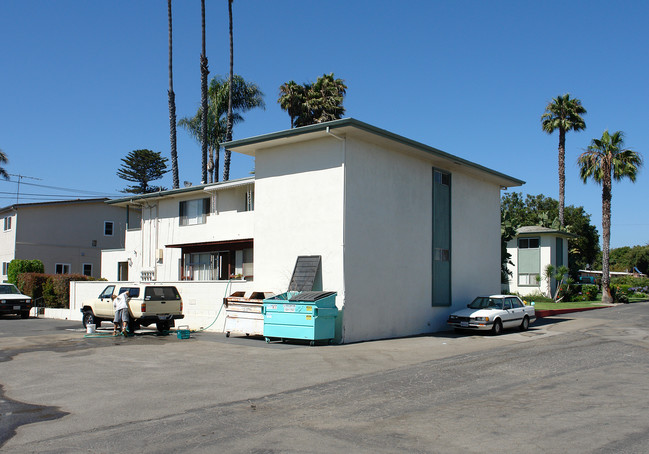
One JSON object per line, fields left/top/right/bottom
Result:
{"left": 0, "top": 199, "right": 126, "bottom": 280}
{"left": 505, "top": 226, "right": 575, "bottom": 297}
{"left": 94, "top": 119, "right": 523, "bottom": 343}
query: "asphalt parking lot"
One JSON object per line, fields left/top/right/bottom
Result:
{"left": 1, "top": 303, "right": 649, "bottom": 453}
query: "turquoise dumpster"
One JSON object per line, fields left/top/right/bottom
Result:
{"left": 262, "top": 291, "right": 338, "bottom": 345}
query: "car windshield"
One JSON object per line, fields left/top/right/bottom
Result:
{"left": 468, "top": 297, "right": 503, "bottom": 309}
{"left": 0, "top": 284, "right": 21, "bottom": 295}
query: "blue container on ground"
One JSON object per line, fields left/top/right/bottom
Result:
{"left": 262, "top": 291, "right": 338, "bottom": 345}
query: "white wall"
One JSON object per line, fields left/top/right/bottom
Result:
{"left": 0, "top": 212, "right": 16, "bottom": 280}
{"left": 69, "top": 280, "right": 253, "bottom": 331}
{"left": 253, "top": 138, "right": 345, "bottom": 299}
{"left": 342, "top": 138, "right": 504, "bottom": 342}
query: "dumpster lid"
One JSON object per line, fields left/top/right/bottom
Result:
{"left": 288, "top": 291, "right": 336, "bottom": 302}
{"left": 288, "top": 256, "right": 321, "bottom": 292}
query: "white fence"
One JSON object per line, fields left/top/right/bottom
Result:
{"left": 46, "top": 280, "right": 257, "bottom": 332}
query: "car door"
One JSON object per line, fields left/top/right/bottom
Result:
{"left": 506, "top": 297, "right": 525, "bottom": 327}
{"left": 500, "top": 297, "right": 517, "bottom": 328}
{"left": 96, "top": 285, "right": 115, "bottom": 317}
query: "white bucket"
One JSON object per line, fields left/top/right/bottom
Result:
{"left": 86, "top": 324, "right": 96, "bottom": 334}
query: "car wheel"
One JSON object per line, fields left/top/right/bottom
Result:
{"left": 520, "top": 315, "right": 530, "bottom": 331}
{"left": 20, "top": 311, "right": 29, "bottom": 319}
{"left": 492, "top": 319, "right": 503, "bottom": 335}
{"left": 82, "top": 311, "right": 95, "bottom": 328}
{"left": 156, "top": 321, "right": 170, "bottom": 332}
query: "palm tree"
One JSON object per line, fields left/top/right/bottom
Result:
{"left": 223, "top": 0, "right": 235, "bottom": 181}
{"left": 578, "top": 130, "right": 643, "bottom": 303}
{"left": 200, "top": 0, "right": 209, "bottom": 184}
{"left": 179, "top": 75, "right": 264, "bottom": 182}
{"left": 278, "top": 73, "right": 347, "bottom": 128}
{"left": 278, "top": 81, "right": 307, "bottom": 128}
{"left": 541, "top": 94, "right": 587, "bottom": 228}
{"left": 167, "top": 0, "right": 179, "bottom": 189}
{"left": 0, "top": 148, "right": 8, "bottom": 180}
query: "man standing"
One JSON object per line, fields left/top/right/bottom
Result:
{"left": 112, "top": 291, "right": 130, "bottom": 336}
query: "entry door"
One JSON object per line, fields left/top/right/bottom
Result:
{"left": 118, "top": 262, "right": 128, "bottom": 281}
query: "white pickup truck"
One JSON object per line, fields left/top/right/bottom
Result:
{"left": 81, "top": 284, "right": 184, "bottom": 332}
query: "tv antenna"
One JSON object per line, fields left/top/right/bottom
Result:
{"left": 8, "top": 174, "right": 42, "bottom": 204}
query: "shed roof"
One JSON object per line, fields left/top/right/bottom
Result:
{"left": 516, "top": 226, "right": 578, "bottom": 238}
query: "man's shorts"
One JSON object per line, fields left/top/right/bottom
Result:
{"left": 114, "top": 308, "right": 130, "bottom": 324}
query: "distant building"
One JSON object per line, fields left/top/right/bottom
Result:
{"left": 0, "top": 199, "right": 126, "bottom": 280}
{"left": 505, "top": 226, "right": 576, "bottom": 296}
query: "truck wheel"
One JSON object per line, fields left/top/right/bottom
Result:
{"left": 156, "top": 321, "right": 170, "bottom": 332}
{"left": 20, "top": 311, "right": 29, "bottom": 319}
{"left": 82, "top": 311, "right": 95, "bottom": 328}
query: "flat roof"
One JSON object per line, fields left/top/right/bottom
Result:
{"left": 225, "top": 118, "right": 525, "bottom": 188}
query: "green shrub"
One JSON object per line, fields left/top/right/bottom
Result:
{"left": 15, "top": 273, "right": 49, "bottom": 305}
{"left": 16, "top": 273, "right": 97, "bottom": 308}
{"left": 7, "top": 259, "right": 44, "bottom": 284}
{"left": 611, "top": 276, "right": 649, "bottom": 287}
{"left": 581, "top": 285, "right": 599, "bottom": 301}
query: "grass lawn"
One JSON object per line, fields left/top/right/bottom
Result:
{"left": 530, "top": 301, "right": 607, "bottom": 310}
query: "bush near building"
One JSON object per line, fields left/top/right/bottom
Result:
{"left": 16, "top": 272, "right": 101, "bottom": 308}
{"left": 7, "top": 259, "right": 44, "bottom": 284}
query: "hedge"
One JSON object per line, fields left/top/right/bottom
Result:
{"left": 16, "top": 273, "right": 100, "bottom": 308}
{"left": 7, "top": 259, "right": 44, "bottom": 285}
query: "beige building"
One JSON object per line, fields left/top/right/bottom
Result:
{"left": 0, "top": 199, "right": 126, "bottom": 280}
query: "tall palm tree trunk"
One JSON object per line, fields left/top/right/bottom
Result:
{"left": 168, "top": 0, "right": 179, "bottom": 189}
{"left": 558, "top": 129, "right": 566, "bottom": 227}
{"left": 200, "top": 0, "right": 209, "bottom": 184}
{"left": 601, "top": 168, "right": 613, "bottom": 304}
{"left": 223, "top": 0, "right": 234, "bottom": 181}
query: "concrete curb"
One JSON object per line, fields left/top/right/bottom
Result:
{"left": 535, "top": 305, "right": 610, "bottom": 318}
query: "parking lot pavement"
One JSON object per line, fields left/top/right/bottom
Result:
{"left": 1, "top": 304, "right": 648, "bottom": 453}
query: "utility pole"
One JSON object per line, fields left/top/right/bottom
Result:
{"left": 8, "top": 174, "right": 42, "bottom": 204}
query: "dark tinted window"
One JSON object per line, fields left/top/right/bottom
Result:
{"left": 118, "top": 287, "right": 140, "bottom": 298}
{"left": 144, "top": 286, "right": 181, "bottom": 301}
{"left": 100, "top": 286, "right": 115, "bottom": 299}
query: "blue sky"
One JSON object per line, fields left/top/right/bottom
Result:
{"left": 1, "top": 0, "right": 647, "bottom": 249}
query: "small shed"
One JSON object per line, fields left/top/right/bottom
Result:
{"left": 506, "top": 226, "right": 576, "bottom": 297}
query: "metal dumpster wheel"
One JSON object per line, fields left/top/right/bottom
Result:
{"left": 225, "top": 331, "right": 230, "bottom": 337}
{"left": 309, "top": 340, "right": 315, "bottom": 347}
{"left": 265, "top": 337, "right": 270, "bottom": 343}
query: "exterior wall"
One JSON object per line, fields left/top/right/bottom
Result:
{"left": 342, "top": 138, "right": 503, "bottom": 343}
{"left": 506, "top": 234, "right": 569, "bottom": 297}
{"left": 0, "top": 211, "right": 17, "bottom": 280}
{"left": 253, "top": 137, "right": 345, "bottom": 300}
{"left": 114, "top": 185, "right": 254, "bottom": 282}
{"left": 5, "top": 202, "right": 125, "bottom": 278}
{"left": 70, "top": 280, "right": 254, "bottom": 331}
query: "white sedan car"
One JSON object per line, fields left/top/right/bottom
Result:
{"left": 447, "top": 295, "right": 535, "bottom": 335}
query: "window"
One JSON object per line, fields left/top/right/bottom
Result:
{"left": 518, "top": 238, "right": 539, "bottom": 249}
{"left": 118, "top": 287, "right": 140, "bottom": 298}
{"left": 99, "top": 285, "right": 115, "bottom": 299}
{"left": 511, "top": 297, "right": 524, "bottom": 308}
{"left": 55, "top": 263, "right": 71, "bottom": 274}
{"left": 83, "top": 263, "right": 93, "bottom": 277}
{"left": 104, "top": 221, "right": 114, "bottom": 236}
{"left": 518, "top": 273, "right": 539, "bottom": 286}
{"left": 245, "top": 188, "right": 254, "bottom": 211}
{"left": 3, "top": 216, "right": 11, "bottom": 231}
{"left": 179, "top": 198, "right": 210, "bottom": 226}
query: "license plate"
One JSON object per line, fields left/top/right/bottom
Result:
{"left": 284, "top": 304, "right": 296, "bottom": 313}
{"left": 157, "top": 315, "right": 169, "bottom": 320}
{"left": 460, "top": 321, "right": 469, "bottom": 328}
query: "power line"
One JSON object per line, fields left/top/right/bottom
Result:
{"left": 0, "top": 177, "right": 121, "bottom": 198}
